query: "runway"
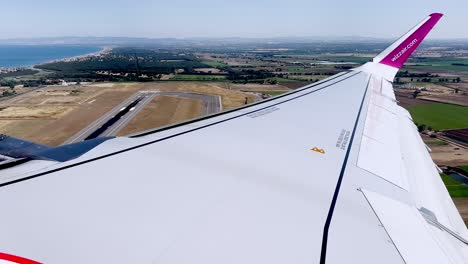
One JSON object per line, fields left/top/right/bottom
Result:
{"left": 64, "top": 91, "right": 221, "bottom": 144}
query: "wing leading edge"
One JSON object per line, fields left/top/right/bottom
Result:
{"left": 1, "top": 12, "right": 467, "bottom": 264}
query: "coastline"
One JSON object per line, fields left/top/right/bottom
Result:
{"left": 0, "top": 46, "right": 112, "bottom": 71}
{"left": 31, "top": 46, "right": 112, "bottom": 68}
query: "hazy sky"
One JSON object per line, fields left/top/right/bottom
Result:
{"left": 1, "top": 0, "right": 466, "bottom": 39}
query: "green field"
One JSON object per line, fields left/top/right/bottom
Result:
{"left": 441, "top": 174, "right": 468, "bottom": 197}
{"left": 171, "top": 74, "right": 226, "bottom": 81}
{"left": 315, "top": 55, "right": 372, "bottom": 64}
{"left": 0, "top": 69, "right": 39, "bottom": 78}
{"left": 406, "top": 103, "right": 468, "bottom": 130}
{"left": 412, "top": 64, "right": 468, "bottom": 72}
{"left": 287, "top": 66, "right": 308, "bottom": 72}
{"left": 410, "top": 58, "right": 468, "bottom": 72}
{"left": 425, "top": 140, "right": 448, "bottom": 146}
{"left": 202, "top": 61, "right": 228, "bottom": 68}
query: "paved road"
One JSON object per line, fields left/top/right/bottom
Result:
{"left": 64, "top": 91, "right": 221, "bottom": 144}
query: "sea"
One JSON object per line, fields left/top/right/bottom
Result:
{"left": 0, "top": 45, "right": 102, "bottom": 68}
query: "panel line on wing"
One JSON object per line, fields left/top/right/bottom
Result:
{"left": 319, "top": 74, "right": 372, "bottom": 264}
{"left": 359, "top": 188, "right": 407, "bottom": 264}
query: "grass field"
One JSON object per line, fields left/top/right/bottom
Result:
{"left": 202, "top": 61, "right": 229, "bottom": 68}
{"left": 171, "top": 74, "right": 227, "bottom": 81}
{"left": 410, "top": 58, "right": 468, "bottom": 72}
{"left": 287, "top": 66, "right": 308, "bottom": 72}
{"left": 426, "top": 140, "right": 449, "bottom": 146}
{"left": 406, "top": 103, "right": 468, "bottom": 130}
{"left": 441, "top": 174, "right": 468, "bottom": 197}
{"left": 316, "top": 55, "right": 372, "bottom": 64}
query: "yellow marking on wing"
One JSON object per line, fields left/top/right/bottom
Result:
{"left": 311, "top": 147, "right": 325, "bottom": 154}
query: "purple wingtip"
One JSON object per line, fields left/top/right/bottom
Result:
{"left": 379, "top": 13, "right": 443, "bottom": 69}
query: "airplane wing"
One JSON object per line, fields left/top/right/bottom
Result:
{"left": 1, "top": 13, "right": 467, "bottom": 264}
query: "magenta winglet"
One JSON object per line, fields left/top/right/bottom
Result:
{"left": 379, "top": 13, "right": 443, "bottom": 69}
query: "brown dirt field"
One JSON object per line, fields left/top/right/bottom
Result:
{"left": 193, "top": 68, "right": 225, "bottom": 74}
{"left": 0, "top": 106, "right": 71, "bottom": 119}
{"left": 445, "top": 82, "right": 468, "bottom": 93}
{"left": 395, "top": 90, "right": 433, "bottom": 107}
{"left": 416, "top": 83, "right": 453, "bottom": 92}
{"left": 429, "top": 143, "right": 468, "bottom": 166}
{"left": 421, "top": 135, "right": 468, "bottom": 167}
{"left": 0, "top": 119, "right": 55, "bottom": 141}
{"left": 229, "top": 83, "right": 291, "bottom": 92}
{"left": 160, "top": 74, "right": 174, "bottom": 80}
{"left": 0, "top": 83, "right": 141, "bottom": 145}
{"left": 2, "top": 87, "right": 100, "bottom": 106}
{"left": 280, "top": 81, "right": 311, "bottom": 89}
{"left": 453, "top": 198, "right": 468, "bottom": 226}
{"left": 418, "top": 95, "right": 468, "bottom": 106}
{"left": 0, "top": 120, "right": 13, "bottom": 131}
{"left": 28, "top": 86, "right": 141, "bottom": 145}
{"left": 117, "top": 96, "right": 203, "bottom": 136}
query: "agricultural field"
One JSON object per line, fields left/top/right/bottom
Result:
{"left": 170, "top": 74, "right": 227, "bottom": 81}
{"left": 201, "top": 61, "right": 229, "bottom": 68}
{"left": 260, "top": 91, "right": 288, "bottom": 96}
{"left": 406, "top": 103, "right": 468, "bottom": 130}
{"left": 410, "top": 57, "right": 468, "bottom": 72}
{"left": 441, "top": 174, "right": 468, "bottom": 198}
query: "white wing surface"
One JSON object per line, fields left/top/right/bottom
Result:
{"left": 0, "top": 13, "right": 467, "bottom": 264}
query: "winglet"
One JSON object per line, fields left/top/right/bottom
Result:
{"left": 373, "top": 13, "right": 443, "bottom": 69}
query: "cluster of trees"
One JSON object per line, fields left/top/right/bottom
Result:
{"left": 35, "top": 48, "right": 210, "bottom": 82}
{"left": 438, "top": 77, "right": 461, "bottom": 83}
{"left": 395, "top": 77, "right": 461, "bottom": 84}
{"left": 416, "top": 123, "right": 436, "bottom": 133}
{"left": 0, "top": 69, "right": 38, "bottom": 78}
{"left": 397, "top": 71, "right": 438, "bottom": 78}
{"left": 0, "top": 78, "right": 54, "bottom": 88}
{"left": 1, "top": 90, "right": 15, "bottom": 97}
{"left": 0, "top": 86, "right": 16, "bottom": 98}
{"left": 0, "top": 79, "right": 16, "bottom": 88}
{"left": 227, "top": 69, "right": 274, "bottom": 83}
{"left": 395, "top": 71, "right": 462, "bottom": 84}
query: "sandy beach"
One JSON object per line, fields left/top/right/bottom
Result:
{"left": 33, "top": 46, "right": 112, "bottom": 66}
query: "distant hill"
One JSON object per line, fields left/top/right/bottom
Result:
{"left": 0, "top": 36, "right": 466, "bottom": 47}
{"left": 0, "top": 36, "right": 393, "bottom": 46}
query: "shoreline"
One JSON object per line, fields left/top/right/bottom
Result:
{"left": 0, "top": 46, "right": 112, "bottom": 71}
{"left": 32, "top": 46, "right": 112, "bottom": 67}
{"left": 31, "top": 46, "right": 112, "bottom": 69}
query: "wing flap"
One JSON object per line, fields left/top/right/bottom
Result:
{"left": 357, "top": 76, "right": 407, "bottom": 189}
{"left": 362, "top": 189, "right": 458, "bottom": 264}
